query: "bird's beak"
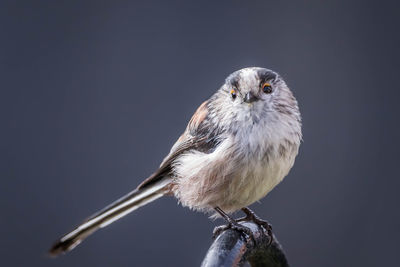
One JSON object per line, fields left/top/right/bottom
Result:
{"left": 243, "top": 92, "right": 259, "bottom": 103}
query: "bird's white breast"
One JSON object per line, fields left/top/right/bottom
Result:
{"left": 172, "top": 115, "right": 300, "bottom": 214}
{"left": 227, "top": 118, "right": 299, "bottom": 211}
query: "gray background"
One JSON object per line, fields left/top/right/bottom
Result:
{"left": 1, "top": 1, "right": 399, "bottom": 266}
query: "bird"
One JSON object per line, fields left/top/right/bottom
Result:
{"left": 49, "top": 67, "right": 302, "bottom": 256}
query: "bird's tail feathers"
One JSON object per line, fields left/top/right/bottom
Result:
{"left": 49, "top": 177, "right": 171, "bottom": 256}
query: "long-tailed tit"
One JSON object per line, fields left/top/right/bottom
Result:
{"left": 50, "top": 67, "right": 302, "bottom": 255}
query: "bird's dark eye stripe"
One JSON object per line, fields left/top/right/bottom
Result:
{"left": 257, "top": 69, "right": 277, "bottom": 83}
{"left": 230, "top": 77, "right": 240, "bottom": 89}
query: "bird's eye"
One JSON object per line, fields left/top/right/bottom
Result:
{"left": 230, "top": 89, "right": 237, "bottom": 99}
{"left": 262, "top": 83, "right": 272, "bottom": 94}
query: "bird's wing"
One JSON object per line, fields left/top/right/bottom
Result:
{"left": 137, "top": 100, "right": 221, "bottom": 190}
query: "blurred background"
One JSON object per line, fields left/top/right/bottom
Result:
{"left": 1, "top": 1, "right": 399, "bottom": 266}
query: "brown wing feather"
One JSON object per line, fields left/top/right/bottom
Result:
{"left": 187, "top": 101, "right": 208, "bottom": 132}
{"left": 137, "top": 101, "right": 209, "bottom": 190}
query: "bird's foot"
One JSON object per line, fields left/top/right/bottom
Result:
{"left": 212, "top": 220, "right": 254, "bottom": 243}
{"left": 213, "top": 206, "right": 255, "bottom": 244}
{"left": 237, "top": 207, "right": 273, "bottom": 246}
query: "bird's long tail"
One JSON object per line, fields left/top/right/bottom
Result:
{"left": 49, "top": 178, "right": 171, "bottom": 256}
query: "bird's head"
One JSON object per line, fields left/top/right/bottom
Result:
{"left": 209, "top": 67, "right": 300, "bottom": 130}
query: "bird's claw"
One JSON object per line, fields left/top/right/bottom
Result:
{"left": 212, "top": 222, "right": 255, "bottom": 244}
{"left": 239, "top": 208, "right": 274, "bottom": 246}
